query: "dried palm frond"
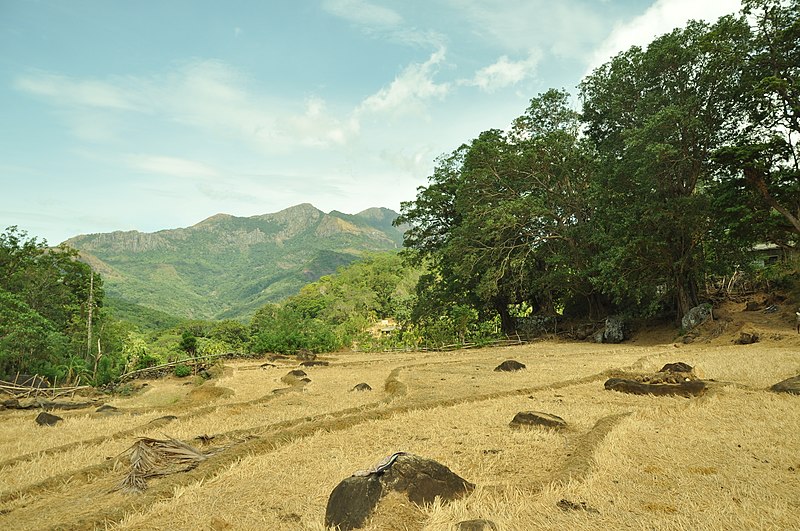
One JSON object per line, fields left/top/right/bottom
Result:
{"left": 115, "top": 435, "right": 213, "bottom": 493}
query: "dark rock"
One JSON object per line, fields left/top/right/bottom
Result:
{"left": 325, "top": 475, "right": 383, "bottom": 531}
{"left": 557, "top": 499, "right": 600, "bottom": 514}
{"left": 299, "top": 377, "right": 311, "bottom": 383}
{"left": 602, "top": 315, "right": 627, "bottom": 343}
{"left": 660, "top": 362, "right": 693, "bottom": 373}
{"left": 260, "top": 363, "right": 276, "bottom": 369}
{"left": 325, "top": 453, "right": 474, "bottom": 531}
{"left": 604, "top": 378, "right": 706, "bottom": 397}
{"left": 734, "top": 332, "right": 759, "bottom": 345}
{"left": 457, "top": 519, "right": 499, "bottom": 531}
{"left": 770, "top": 375, "right": 800, "bottom": 395}
{"left": 352, "top": 383, "right": 372, "bottom": 392}
{"left": 744, "top": 301, "right": 762, "bottom": 311}
{"left": 287, "top": 369, "right": 307, "bottom": 377}
{"left": 494, "top": 360, "right": 526, "bottom": 372}
{"left": 35, "top": 411, "right": 62, "bottom": 426}
{"left": 268, "top": 354, "right": 290, "bottom": 361}
{"left": 95, "top": 404, "right": 120, "bottom": 415}
{"left": 509, "top": 411, "right": 567, "bottom": 430}
{"left": 300, "top": 361, "right": 329, "bottom": 367}
{"left": 682, "top": 304, "right": 712, "bottom": 332}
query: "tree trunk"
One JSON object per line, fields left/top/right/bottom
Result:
{"left": 675, "top": 273, "right": 700, "bottom": 323}
{"left": 494, "top": 299, "right": 515, "bottom": 336}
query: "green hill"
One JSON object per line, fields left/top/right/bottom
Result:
{"left": 64, "top": 204, "right": 405, "bottom": 321}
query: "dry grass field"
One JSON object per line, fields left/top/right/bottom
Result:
{"left": 1, "top": 301, "right": 798, "bottom": 530}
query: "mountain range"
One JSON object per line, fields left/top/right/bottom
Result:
{"left": 65, "top": 204, "right": 405, "bottom": 322}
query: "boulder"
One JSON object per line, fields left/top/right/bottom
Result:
{"left": 509, "top": 411, "right": 566, "bottom": 430}
{"left": 352, "top": 383, "right": 372, "bottom": 392}
{"left": 457, "top": 519, "right": 499, "bottom": 531}
{"left": 681, "top": 304, "right": 712, "bottom": 332}
{"left": 35, "top": 411, "right": 63, "bottom": 426}
{"left": 770, "top": 375, "right": 800, "bottom": 395}
{"left": 95, "top": 404, "right": 120, "bottom": 415}
{"left": 325, "top": 453, "right": 474, "bottom": 531}
{"left": 602, "top": 316, "right": 626, "bottom": 343}
{"left": 734, "top": 332, "right": 759, "bottom": 345}
{"left": 604, "top": 377, "right": 706, "bottom": 397}
{"left": 260, "top": 363, "right": 276, "bottom": 369}
{"left": 494, "top": 360, "right": 526, "bottom": 372}
{"left": 300, "top": 361, "right": 329, "bottom": 367}
{"left": 744, "top": 301, "right": 762, "bottom": 311}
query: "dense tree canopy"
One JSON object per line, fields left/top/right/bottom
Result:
{"left": 398, "top": 1, "right": 799, "bottom": 332}
{"left": 0, "top": 226, "right": 108, "bottom": 382}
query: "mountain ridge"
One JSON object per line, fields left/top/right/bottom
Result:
{"left": 64, "top": 204, "right": 405, "bottom": 321}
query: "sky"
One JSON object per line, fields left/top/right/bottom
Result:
{"left": 0, "top": 0, "right": 742, "bottom": 245}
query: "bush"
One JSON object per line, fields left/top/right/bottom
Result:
{"left": 174, "top": 364, "right": 192, "bottom": 377}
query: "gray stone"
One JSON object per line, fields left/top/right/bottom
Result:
{"left": 352, "top": 382, "right": 372, "bottom": 391}
{"left": 35, "top": 411, "right": 62, "bottom": 426}
{"left": 494, "top": 360, "right": 526, "bottom": 372}
{"left": 602, "top": 315, "right": 627, "bottom": 343}
{"left": 681, "top": 304, "right": 712, "bottom": 331}
{"left": 325, "top": 453, "right": 474, "bottom": 531}
{"left": 325, "top": 475, "right": 383, "bottom": 531}
{"left": 770, "top": 375, "right": 800, "bottom": 395}
{"left": 509, "top": 411, "right": 566, "bottom": 430}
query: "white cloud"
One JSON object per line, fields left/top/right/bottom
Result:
{"left": 321, "top": 0, "right": 403, "bottom": 28}
{"left": 14, "top": 71, "right": 141, "bottom": 110}
{"left": 14, "top": 59, "right": 357, "bottom": 152}
{"left": 127, "top": 154, "right": 218, "bottom": 178}
{"left": 358, "top": 48, "right": 449, "bottom": 116}
{"left": 462, "top": 51, "right": 542, "bottom": 93}
{"left": 447, "top": 0, "right": 605, "bottom": 59}
{"left": 585, "top": 0, "right": 743, "bottom": 74}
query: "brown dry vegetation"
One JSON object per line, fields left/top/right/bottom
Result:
{"left": 0, "top": 302, "right": 798, "bottom": 530}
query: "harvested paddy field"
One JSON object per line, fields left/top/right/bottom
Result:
{"left": 1, "top": 304, "right": 798, "bottom": 530}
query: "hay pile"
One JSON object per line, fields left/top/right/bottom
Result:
{"left": 116, "top": 436, "right": 213, "bottom": 493}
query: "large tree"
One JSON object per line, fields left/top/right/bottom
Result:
{"left": 398, "top": 89, "right": 596, "bottom": 333}
{"left": 580, "top": 15, "right": 752, "bottom": 318}
{"left": 715, "top": 0, "right": 800, "bottom": 245}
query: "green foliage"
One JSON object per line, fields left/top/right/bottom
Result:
{"left": 174, "top": 364, "right": 192, "bottom": 377}
{"left": 179, "top": 330, "right": 197, "bottom": 355}
{"left": 0, "top": 226, "right": 124, "bottom": 384}
{"left": 398, "top": 89, "right": 598, "bottom": 332}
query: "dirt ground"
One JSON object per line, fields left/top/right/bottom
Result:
{"left": 0, "top": 300, "right": 798, "bottom": 530}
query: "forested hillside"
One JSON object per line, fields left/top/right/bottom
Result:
{"left": 65, "top": 204, "right": 404, "bottom": 321}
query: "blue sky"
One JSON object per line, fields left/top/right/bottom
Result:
{"left": 1, "top": 0, "right": 741, "bottom": 244}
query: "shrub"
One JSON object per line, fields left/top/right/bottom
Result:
{"left": 174, "top": 364, "right": 192, "bottom": 377}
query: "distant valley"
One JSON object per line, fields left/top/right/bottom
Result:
{"left": 65, "top": 204, "right": 405, "bottom": 322}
